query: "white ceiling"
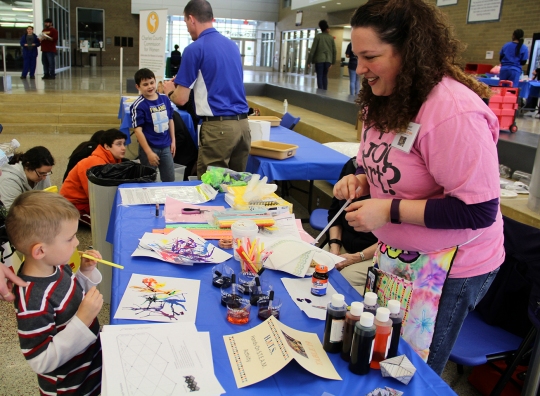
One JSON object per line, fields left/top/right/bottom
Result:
{"left": 292, "top": 0, "right": 362, "bottom": 13}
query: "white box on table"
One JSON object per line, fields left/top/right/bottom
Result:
{"left": 249, "top": 120, "right": 271, "bottom": 141}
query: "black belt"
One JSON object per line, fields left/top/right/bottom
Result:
{"left": 201, "top": 114, "right": 248, "bottom": 122}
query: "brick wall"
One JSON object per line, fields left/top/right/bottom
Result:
{"left": 425, "top": 0, "right": 540, "bottom": 71}
{"left": 70, "top": 0, "right": 139, "bottom": 67}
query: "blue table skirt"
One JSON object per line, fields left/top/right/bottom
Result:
{"left": 107, "top": 181, "right": 456, "bottom": 396}
{"left": 246, "top": 126, "right": 349, "bottom": 181}
{"left": 117, "top": 96, "right": 197, "bottom": 146}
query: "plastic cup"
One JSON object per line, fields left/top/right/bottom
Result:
{"left": 226, "top": 297, "right": 251, "bottom": 325}
{"left": 257, "top": 297, "right": 282, "bottom": 320}
{"left": 238, "top": 271, "right": 258, "bottom": 295}
{"left": 231, "top": 220, "right": 258, "bottom": 261}
{"left": 211, "top": 263, "right": 233, "bottom": 288}
{"left": 250, "top": 279, "right": 273, "bottom": 305}
{"left": 220, "top": 284, "right": 241, "bottom": 307}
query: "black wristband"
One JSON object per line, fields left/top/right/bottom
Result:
{"left": 328, "top": 239, "right": 342, "bottom": 247}
{"left": 390, "top": 199, "right": 402, "bottom": 224}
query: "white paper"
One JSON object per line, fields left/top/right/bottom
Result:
{"left": 281, "top": 278, "right": 340, "bottom": 320}
{"left": 133, "top": 228, "right": 232, "bottom": 265}
{"left": 101, "top": 323, "right": 224, "bottom": 395}
{"left": 259, "top": 213, "right": 302, "bottom": 240}
{"left": 264, "top": 238, "right": 343, "bottom": 277}
{"left": 120, "top": 184, "right": 218, "bottom": 205}
{"left": 113, "top": 273, "right": 200, "bottom": 323}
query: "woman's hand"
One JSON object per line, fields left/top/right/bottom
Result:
{"left": 333, "top": 174, "right": 369, "bottom": 201}
{"left": 335, "top": 253, "right": 360, "bottom": 271}
{"left": 345, "top": 198, "right": 392, "bottom": 232}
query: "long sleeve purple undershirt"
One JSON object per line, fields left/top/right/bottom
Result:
{"left": 354, "top": 165, "right": 498, "bottom": 229}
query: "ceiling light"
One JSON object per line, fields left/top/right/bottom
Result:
{"left": 337, "top": 2, "right": 341, "bottom": 4}
{"left": 12, "top": 7, "right": 33, "bottom": 12}
{"left": 321, "top": 5, "right": 326, "bottom": 8}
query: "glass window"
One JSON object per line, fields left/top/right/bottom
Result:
{"left": 76, "top": 8, "right": 104, "bottom": 49}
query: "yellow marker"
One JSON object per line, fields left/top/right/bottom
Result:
{"left": 80, "top": 253, "right": 124, "bottom": 269}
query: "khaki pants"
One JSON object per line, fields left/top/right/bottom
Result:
{"left": 324, "top": 245, "right": 373, "bottom": 296}
{"left": 197, "top": 118, "right": 251, "bottom": 177}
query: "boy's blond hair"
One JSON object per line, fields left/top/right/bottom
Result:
{"left": 5, "top": 191, "right": 80, "bottom": 254}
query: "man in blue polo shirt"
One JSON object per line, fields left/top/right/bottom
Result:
{"left": 164, "top": 0, "right": 250, "bottom": 178}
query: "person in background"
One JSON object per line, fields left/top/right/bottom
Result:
{"left": 0, "top": 178, "right": 28, "bottom": 302}
{"left": 346, "top": 42, "right": 361, "bottom": 95}
{"left": 325, "top": 157, "right": 378, "bottom": 295}
{"left": 19, "top": 26, "right": 40, "bottom": 79}
{"left": 40, "top": 18, "right": 58, "bottom": 80}
{"left": 164, "top": 0, "right": 251, "bottom": 178}
{"left": 131, "top": 68, "right": 176, "bottom": 182}
{"left": 7, "top": 191, "right": 103, "bottom": 395}
{"left": 524, "top": 67, "right": 540, "bottom": 117}
{"left": 170, "top": 44, "right": 182, "bottom": 76}
{"left": 0, "top": 146, "right": 54, "bottom": 210}
{"left": 335, "top": 0, "right": 502, "bottom": 374}
{"left": 63, "top": 130, "right": 106, "bottom": 181}
{"left": 60, "top": 129, "right": 126, "bottom": 226}
{"left": 307, "top": 20, "right": 336, "bottom": 90}
{"left": 499, "top": 29, "right": 528, "bottom": 88}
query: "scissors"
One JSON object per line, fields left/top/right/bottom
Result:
{"left": 181, "top": 208, "right": 209, "bottom": 214}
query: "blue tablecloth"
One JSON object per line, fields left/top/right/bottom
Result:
{"left": 117, "top": 96, "right": 197, "bottom": 146}
{"left": 477, "top": 78, "right": 540, "bottom": 99}
{"left": 107, "top": 181, "right": 456, "bottom": 396}
{"left": 246, "top": 126, "right": 349, "bottom": 181}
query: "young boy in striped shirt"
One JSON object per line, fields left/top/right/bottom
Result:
{"left": 6, "top": 191, "right": 104, "bottom": 395}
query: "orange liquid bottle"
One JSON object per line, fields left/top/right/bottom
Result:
{"left": 370, "top": 307, "right": 392, "bottom": 369}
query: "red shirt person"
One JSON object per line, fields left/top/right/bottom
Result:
{"left": 40, "top": 18, "right": 58, "bottom": 79}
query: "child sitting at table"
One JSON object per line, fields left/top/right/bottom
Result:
{"left": 60, "top": 128, "right": 126, "bottom": 226}
{"left": 6, "top": 191, "right": 103, "bottom": 395}
{"left": 130, "top": 68, "right": 176, "bottom": 182}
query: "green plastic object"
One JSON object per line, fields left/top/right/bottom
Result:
{"left": 201, "top": 166, "right": 252, "bottom": 191}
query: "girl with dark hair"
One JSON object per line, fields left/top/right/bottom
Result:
{"left": 334, "top": 0, "right": 502, "bottom": 375}
{"left": 500, "top": 29, "right": 529, "bottom": 88}
{"left": 307, "top": 20, "right": 336, "bottom": 90}
{"left": 0, "top": 146, "right": 54, "bottom": 210}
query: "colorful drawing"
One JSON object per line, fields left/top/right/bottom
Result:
{"left": 114, "top": 273, "right": 200, "bottom": 323}
{"left": 281, "top": 331, "right": 308, "bottom": 359}
{"left": 147, "top": 237, "right": 215, "bottom": 264}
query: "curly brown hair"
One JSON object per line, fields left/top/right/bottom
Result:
{"left": 351, "top": 0, "right": 491, "bottom": 133}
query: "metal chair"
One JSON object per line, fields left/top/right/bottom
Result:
{"left": 280, "top": 112, "right": 300, "bottom": 130}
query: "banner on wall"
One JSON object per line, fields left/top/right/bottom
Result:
{"left": 139, "top": 9, "right": 168, "bottom": 82}
{"left": 467, "top": 0, "right": 502, "bottom": 23}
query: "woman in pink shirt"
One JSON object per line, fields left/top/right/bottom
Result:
{"left": 334, "top": 0, "right": 503, "bottom": 374}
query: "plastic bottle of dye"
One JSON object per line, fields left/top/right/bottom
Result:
{"left": 363, "top": 292, "right": 379, "bottom": 316}
{"left": 387, "top": 299, "right": 403, "bottom": 358}
{"left": 349, "top": 312, "right": 376, "bottom": 375}
{"left": 323, "top": 294, "right": 347, "bottom": 353}
{"left": 341, "top": 301, "right": 364, "bottom": 361}
{"left": 370, "top": 307, "right": 393, "bottom": 369}
{"left": 311, "top": 264, "right": 329, "bottom": 296}
{"left": 283, "top": 99, "right": 288, "bottom": 114}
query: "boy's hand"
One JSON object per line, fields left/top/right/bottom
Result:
{"left": 80, "top": 249, "right": 101, "bottom": 276}
{"left": 147, "top": 151, "right": 160, "bottom": 167}
{"left": 76, "top": 287, "right": 103, "bottom": 327}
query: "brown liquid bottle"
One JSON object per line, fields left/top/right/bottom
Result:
{"left": 341, "top": 302, "right": 364, "bottom": 361}
{"left": 370, "top": 307, "right": 392, "bottom": 369}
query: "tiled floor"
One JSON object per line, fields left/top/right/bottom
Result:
{"left": 0, "top": 67, "right": 526, "bottom": 395}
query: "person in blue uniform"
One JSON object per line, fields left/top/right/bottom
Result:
{"left": 19, "top": 26, "right": 40, "bottom": 79}
{"left": 499, "top": 29, "right": 529, "bottom": 88}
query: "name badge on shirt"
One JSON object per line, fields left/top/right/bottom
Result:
{"left": 391, "top": 122, "right": 421, "bottom": 154}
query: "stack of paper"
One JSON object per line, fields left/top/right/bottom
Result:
{"left": 263, "top": 238, "right": 343, "bottom": 277}
{"left": 101, "top": 323, "right": 224, "bottom": 395}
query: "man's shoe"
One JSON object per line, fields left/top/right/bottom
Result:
{"left": 20, "top": 76, "right": 26, "bottom": 79}
{"left": 42, "top": 75, "right": 49, "bottom": 79}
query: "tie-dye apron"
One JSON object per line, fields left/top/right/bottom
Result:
{"left": 366, "top": 242, "right": 457, "bottom": 361}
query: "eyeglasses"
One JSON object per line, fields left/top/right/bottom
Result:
{"left": 35, "top": 169, "right": 53, "bottom": 178}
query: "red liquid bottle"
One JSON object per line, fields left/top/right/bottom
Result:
{"left": 370, "top": 307, "right": 392, "bottom": 369}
